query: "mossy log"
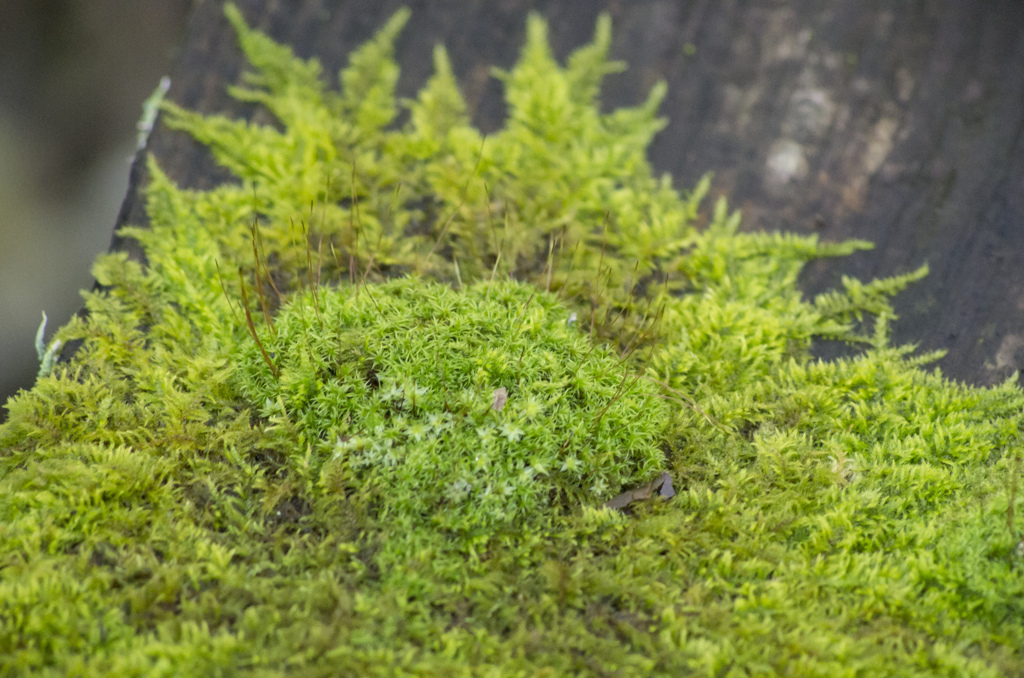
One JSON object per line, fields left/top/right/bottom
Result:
{"left": 6, "top": 2, "right": 1024, "bottom": 673}
{"left": 118, "top": 0, "right": 1024, "bottom": 385}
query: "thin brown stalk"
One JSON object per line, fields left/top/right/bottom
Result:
{"left": 330, "top": 240, "right": 344, "bottom": 277}
{"left": 590, "top": 345, "right": 654, "bottom": 433}
{"left": 300, "top": 213, "right": 324, "bottom": 330}
{"left": 453, "top": 255, "right": 464, "bottom": 291}
{"left": 349, "top": 164, "right": 358, "bottom": 285}
{"left": 485, "top": 239, "right": 504, "bottom": 302}
{"left": 426, "top": 137, "right": 487, "bottom": 271}
{"left": 544, "top": 236, "right": 556, "bottom": 293}
{"left": 358, "top": 227, "right": 385, "bottom": 291}
{"left": 570, "top": 342, "right": 600, "bottom": 381}
{"left": 484, "top": 183, "right": 499, "bottom": 256}
{"left": 316, "top": 235, "right": 324, "bottom": 296}
{"left": 512, "top": 290, "right": 536, "bottom": 331}
{"left": 619, "top": 298, "right": 662, "bottom": 362}
{"left": 643, "top": 375, "right": 729, "bottom": 434}
{"left": 424, "top": 196, "right": 467, "bottom": 268}
{"left": 248, "top": 199, "right": 275, "bottom": 338}
{"left": 589, "top": 212, "right": 610, "bottom": 341}
{"left": 238, "top": 267, "right": 279, "bottom": 378}
{"left": 557, "top": 428, "right": 578, "bottom": 455}
{"left": 215, "top": 260, "right": 243, "bottom": 327}
{"left": 597, "top": 259, "right": 641, "bottom": 343}
{"left": 1009, "top": 453, "right": 1022, "bottom": 536}
{"left": 551, "top": 225, "right": 568, "bottom": 298}
{"left": 556, "top": 240, "right": 582, "bottom": 303}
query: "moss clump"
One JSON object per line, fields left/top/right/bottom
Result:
{"left": 2, "top": 3, "right": 1024, "bottom": 676}
{"left": 234, "top": 277, "right": 665, "bottom": 539}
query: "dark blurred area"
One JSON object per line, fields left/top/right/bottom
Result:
{"left": 0, "top": 0, "right": 192, "bottom": 419}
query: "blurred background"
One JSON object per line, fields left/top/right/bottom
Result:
{"left": 0, "top": 0, "right": 192, "bottom": 418}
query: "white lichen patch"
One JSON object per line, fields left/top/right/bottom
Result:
{"left": 765, "top": 138, "right": 809, "bottom": 193}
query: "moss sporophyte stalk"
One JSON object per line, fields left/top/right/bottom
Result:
{"left": 3, "top": 3, "right": 1024, "bottom": 675}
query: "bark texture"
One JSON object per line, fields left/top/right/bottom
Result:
{"left": 116, "top": 0, "right": 1024, "bottom": 385}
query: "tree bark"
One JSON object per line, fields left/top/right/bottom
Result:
{"left": 116, "top": 0, "right": 1024, "bottom": 385}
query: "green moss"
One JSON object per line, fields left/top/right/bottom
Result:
{"left": 2, "top": 3, "right": 1024, "bottom": 675}
{"left": 235, "top": 278, "right": 666, "bottom": 540}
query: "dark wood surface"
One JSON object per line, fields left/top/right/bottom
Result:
{"left": 117, "top": 0, "right": 1024, "bottom": 385}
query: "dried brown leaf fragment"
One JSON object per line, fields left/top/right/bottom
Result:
{"left": 491, "top": 386, "right": 508, "bottom": 412}
{"left": 603, "top": 471, "right": 675, "bottom": 510}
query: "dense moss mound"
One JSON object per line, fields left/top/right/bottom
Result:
{"left": 3, "top": 3, "right": 1024, "bottom": 675}
{"left": 234, "top": 278, "right": 666, "bottom": 538}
